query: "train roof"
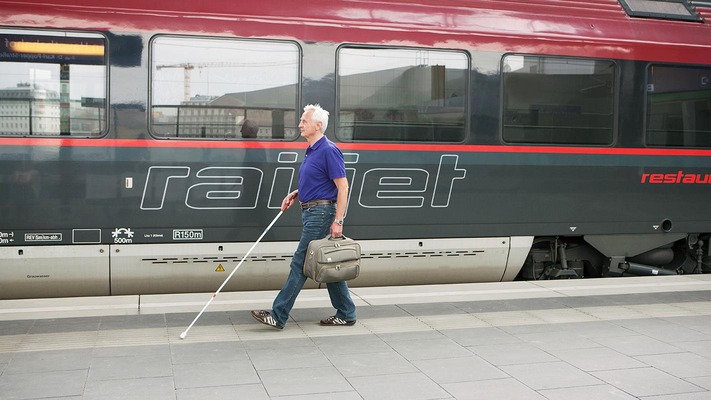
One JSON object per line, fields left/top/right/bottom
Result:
{"left": 3, "top": 0, "right": 709, "bottom": 25}
{"left": 1, "top": 0, "right": 710, "bottom": 64}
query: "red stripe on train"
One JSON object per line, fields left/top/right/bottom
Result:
{"left": 1, "top": 137, "right": 710, "bottom": 157}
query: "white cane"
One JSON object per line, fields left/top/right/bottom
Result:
{"left": 180, "top": 211, "right": 284, "bottom": 339}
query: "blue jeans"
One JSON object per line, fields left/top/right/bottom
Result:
{"left": 271, "top": 204, "right": 356, "bottom": 327}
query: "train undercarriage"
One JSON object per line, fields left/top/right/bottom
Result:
{"left": 518, "top": 233, "right": 711, "bottom": 281}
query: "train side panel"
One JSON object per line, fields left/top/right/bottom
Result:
{"left": 0, "top": 0, "right": 709, "bottom": 298}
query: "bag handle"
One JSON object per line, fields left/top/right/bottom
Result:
{"left": 326, "top": 234, "right": 350, "bottom": 241}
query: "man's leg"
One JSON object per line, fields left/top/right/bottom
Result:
{"left": 270, "top": 259, "right": 308, "bottom": 327}
{"left": 271, "top": 205, "right": 334, "bottom": 326}
{"left": 325, "top": 281, "right": 356, "bottom": 322}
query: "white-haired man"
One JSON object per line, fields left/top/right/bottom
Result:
{"left": 251, "top": 104, "right": 356, "bottom": 329}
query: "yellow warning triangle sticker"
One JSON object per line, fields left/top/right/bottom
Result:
{"left": 215, "top": 264, "right": 225, "bottom": 272}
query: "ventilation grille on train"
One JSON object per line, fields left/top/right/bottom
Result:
{"left": 141, "top": 250, "right": 483, "bottom": 264}
{"left": 142, "top": 256, "right": 289, "bottom": 264}
{"left": 363, "top": 250, "right": 482, "bottom": 260}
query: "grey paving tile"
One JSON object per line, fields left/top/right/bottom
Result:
{"left": 240, "top": 337, "right": 314, "bottom": 350}
{"left": 355, "top": 304, "right": 411, "bottom": 318}
{"left": 442, "top": 378, "right": 546, "bottom": 400}
{"left": 177, "top": 383, "right": 270, "bottom": 400}
{"left": 0, "top": 320, "right": 33, "bottom": 335}
{"left": 556, "top": 295, "right": 621, "bottom": 308}
{"left": 348, "top": 372, "right": 451, "bottom": 400}
{"left": 454, "top": 300, "right": 520, "bottom": 313}
{"left": 83, "top": 376, "right": 175, "bottom": 400}
{"left": 248, "top": 345, "right": 331, "bottom": 371}
{"left": 614, "top": 293, "right": 688, "bottom": 305}
{"left": 441, "top": 326, "right": 522, "bottom": 347}
{"left": 93, "top": 344, "right": 170, "bottom": 358}
{"left": 689, "top": 376, "right": 711, "bottom": 391}
{"left": 328, "top": 350, "right": 418, "bottom": 377}
{"left": 312, "top": 333, "right": 391, "bottom": 356}
{"left": 593, "top": 367, "right": 706, "bottom": 397}
{"left": 515, "top": 330, "right": 602, "bottom": 351}
{"left": 399, "top": 302, "right": 469, "bottom": 316}
{"left": 28, "top": 317, "right": 100, "bottom": 334}
{"left": 539, "top": 384, "right": 640, "bottom": 400}
{"left": 639, "top": 393, "right": 711, "bottom": 400}
{"left": 34, "top": 397, "right": 82, "bottom": 400}
{"left": 592, "top": 334, "right": 684, "bottom": 356}
{"left": 387, "top": 337, "right": 472, "bottom": 361}
{"left": 412, "top": 355, "right": 508, "bottom": 383}
{"left": 636, "top": 352, "right": 711, "bottom": 378}
{"left": 166, "top": 311, "right": 234, "bottom": 327}
{"left": 560, "top": 320, "right": 637, "bottom": 338}
{"left": 650, "top": 291, "right": 711, "bottom": 303}
{"left": 0, "top": 369, "right": 87, "bottom": 399}
{"left": 88, "top": 353, "right": 173, "bottom": 381}
{"left": 173, "top": 360, "right": 259, "bottom": 388}
{"left": 499, "top": 322, "right": 573, "bottom": 335}
{"left": 455, "top": 298, "right": 564, "bottom": 313}
{"left": 4, "top": 348, "right": 93, "bottom": 374}
{"left": 501, "top": 320, "right": 634, "bottom": 338}
{"left": 171, "top": 341, "right": 246, "bottom": 364}
{"left": 468, "top": 343, "right": 558, "bottom": 366}
{"left": 501, "top": 361, "right": 603, "bottom": 390}
{"left": 377, "top": 329, "right": 447, "bottom": 342}
{"left": 503, "top": 297, "right": 571, "bottom": 311}
{"left": 615, "top": 318, "right": 711, "bottom": 342}
{"left": 272, "top": 391, "right": 363, "bottom": 400}
{"left": 259, "top": 366, "right": 351, "bottom": 397}
{"left": 99, "top": 314, "right": 166, "bottom": 330}
{"left": 547, "top": 347, "right": 646, "bottom": 371}
{"left": 666, "top": 315, "right": 711, "bottom": 335}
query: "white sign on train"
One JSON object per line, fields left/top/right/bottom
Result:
{"left": 140, "top": 153, "right": 466, "bottom": 211}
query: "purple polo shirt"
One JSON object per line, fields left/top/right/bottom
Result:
{"left": 298, "top": 136, "right": 346, "bottom": 203}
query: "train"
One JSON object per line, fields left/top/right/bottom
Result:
{"left": 0, "top": 0, "right": 710, "bottom": 299}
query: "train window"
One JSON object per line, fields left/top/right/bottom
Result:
{"left": 150, "top": 36, "right": 299, "bottom": 140}
{"left": 502, "top": 55, "right": 615, "bottom": 145}
{"left": 646, "top": 65, "right": 711, "bottom": 148}
{"left": 336, "top": 47, "right": 467, "bottom": 142}
{"left": 0, "top": 29, "right": 107, "bottom": 137}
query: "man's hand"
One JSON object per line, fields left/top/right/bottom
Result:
{"left": 281, "top": 191, "right": 297, "bottom": 211}
{"left": 330, "top": 221, "right": 343, "bottom": 238}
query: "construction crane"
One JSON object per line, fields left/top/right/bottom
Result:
{"left": 155, "top": 62, "right": 247, "bottom": 102}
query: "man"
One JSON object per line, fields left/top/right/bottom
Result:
{"left": 251, "top": 104, "right": 356, "bottom": 329}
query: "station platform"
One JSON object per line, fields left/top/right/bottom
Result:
{"left": 1, "top": 275, "right": 711, "bottom": 400}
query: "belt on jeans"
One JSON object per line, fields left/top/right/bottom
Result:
{"left": 300, "top": 199, "right": 336, "bottom": 209}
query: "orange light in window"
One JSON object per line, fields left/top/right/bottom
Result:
{"left": 8, "top": 41, "right": 104, "bottom": 57}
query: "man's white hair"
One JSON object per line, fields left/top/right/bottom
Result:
{"left": 304, "top": 104, "right": 329, "bottom": 133}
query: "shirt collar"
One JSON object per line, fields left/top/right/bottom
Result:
{"left": 307, "top": 135, "right": 327, "bottom": 151}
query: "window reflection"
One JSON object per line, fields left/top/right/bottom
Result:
{"left": 646, "top": 65, "right": 711, "bottom": 147}
{"left": 337, "top": 47, "right": 468, "bottom": 142}
{"left": 150, "top": 36, "right": 299, "bottom": 140}
{"left": 0, "top": 29, "right": 107, "bottom": 137}
{"left": 502, "top": 55, "right": 615, "bottom": 145}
